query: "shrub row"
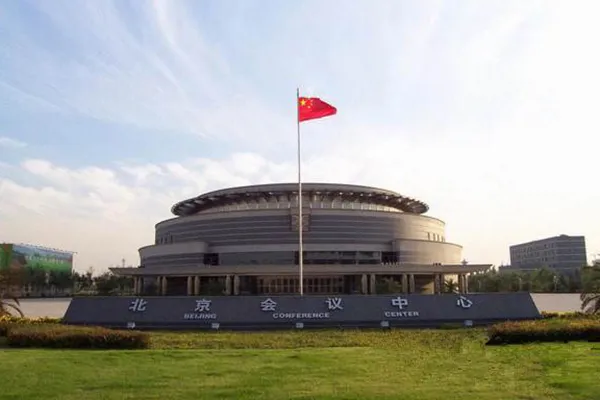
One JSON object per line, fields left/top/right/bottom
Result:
{"left": 0, "top": 316, "right": 62, "bottom": 337}
{"left": 540, "top": 311, "right": 600, "bottom": 320}
{"left": 0, "top": 315, "right": 62, "bottom": 324}
{"left": 4, "top": 324, "right": 149, "bottom": 349}
{"left": 487, "top": 319, "right": 600, "bottom": 345}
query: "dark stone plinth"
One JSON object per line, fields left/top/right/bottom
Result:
{"left": 62, "top": 293, "right": 540, "bottom": 330}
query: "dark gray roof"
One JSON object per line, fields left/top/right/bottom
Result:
{"left": 171, "top": 182, "right": 428, "bottom": 216}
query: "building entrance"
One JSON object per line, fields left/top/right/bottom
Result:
{"left": 257, "top": 276, "right": 345, "bottom": 295}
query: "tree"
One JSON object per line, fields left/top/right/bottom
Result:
{"left": 48, "top": 270, "right": 74, "bottom": 294}
{"left": 0, "top": 265, "right": 24, "bottom": 317}
{"left": 469, "top": 266, "right": 586, "bottom": 293}
{"left": 94, "top": 272, "right": 120, "bottom": 295}
{"left": 142, "top": 281, "right": 158, "bottom": 296}
{"left": 376, "top": 277, "right": 403, "bottom": 294}
{"left": 443, "top": 278, "right": 458, "bottom": 294}
{"left": 468, "top": 270, "right": 501, "bottom": 292}
{"left": 29, "top": 268, "right": 48, "bottom": 294}
{"left": 0, "top": 293, "right": 23, "bottom": 317}
{"left": 72, "top": 267, "right": 95, "bottom": 293}
{"left": 581, "top": 265, "right": 600, "bottom": 314}
{"left": 200, "top": 279, "right": 226, "bottom": 296}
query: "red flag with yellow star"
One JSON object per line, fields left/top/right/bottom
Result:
{"left": 298, "top": 97, "right": 337, "bottom": 122}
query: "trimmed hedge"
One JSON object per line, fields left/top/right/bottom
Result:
{"left": 487, "top": 319, "right": 600, "bottom": 345}
{"left": 5, "top": 324, "right": 149, "bottom": 349}
{"left": 0, "top": 315, "right": 62, "bottom": 324}
{"left": 540, "top": 311, "right": 600, "bottom": 320}
{"left": 0, "top": 316, "right": 62, "bottom": 337}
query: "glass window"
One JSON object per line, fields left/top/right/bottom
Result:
{"left": 219, "top": 251, "right": 295, "bottom": 265}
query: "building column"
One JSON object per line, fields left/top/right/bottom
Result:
{"left": 409, "top": 274, "right": 416, "bottom": 294}
{"left": 401, "top": 274, "right": 408, "bottom": 294}
{"left": 225, "top": 275, "right": 232, "bottom": 295}
{"left": 233, "top": 275, "right": 240, "bottom": 296}
{"left": 436, "top": 274, "right": 444, "bottom": 294}
{"left": 155, "top": 276, "right": 162, "bottom": 295}
{"left": 187, "top": 276, "right": 193, "bottom": 296}
{"left": 458, "top": 274, "right": 465, "bottom": 294}
{"left": 361, "top": 274, "right": 368, "bottom": 294}
{"left": 193, "top": 276, "right": 200, "bottom": 295}
{"left": 369, "top": 274, "right": 376, "bottom": 295}
{"left": 161, "top": 276, "right": 168, "bottom": 296}
{"left": 433, "top": 274, "right": 440, "bottom": 294}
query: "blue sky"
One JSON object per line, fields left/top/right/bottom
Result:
{"left": 0, "top": 0, "right": 598, "bottom": 271}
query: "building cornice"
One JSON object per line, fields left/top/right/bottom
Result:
{"left": 110, "top": 263, "right": 491, "bottom": 277}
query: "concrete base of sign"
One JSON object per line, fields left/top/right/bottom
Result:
{"left": 62, "top": 293, "right": 541, "bottom": 330}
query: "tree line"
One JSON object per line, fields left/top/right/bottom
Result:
{"left": 0, "top": 263, "right": 599, "bottom": 297}
{"left": 467, "top": 261, "right": 599, "bottom": 293}
{"left": 1, "top": 267, "right": 134, "bottom": 297}
{"left": 376, "top": 264, "right": 600, "bottom": 294}
{"left": 467, "top": 268, "right": 584, "bottom": 293}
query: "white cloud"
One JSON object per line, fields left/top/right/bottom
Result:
{"left": 0, "top": 0, "right": 290, "bottom": 151}
{"left": 0, "top": 154, "right": 296, "bottom": 271}
{"left": 0, "top": 137, "right": 26, "bottom": 148}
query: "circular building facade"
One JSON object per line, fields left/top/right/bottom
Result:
{"left": 112, "top": 183, "right": 490, "bottom": 296}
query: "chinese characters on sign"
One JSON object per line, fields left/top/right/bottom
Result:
{"left": 260, "top": 298, "right": 277, "bottom": 312}
{"left": 175, "top": 295, "right": 473, "bottom": 323}
{"left": 258, "top": 297, "right": 346, "bottom": 319}
{"left": 456, "top": 296, "right": 473, "bottom": 309}
{"left": 195, "top": 299, "right": 211, "bottom": 312}
{"left": 128, "top": 298, "right": 147, "bottom": 312}
{"left": 183, "top": 299, "right": 217, "bottom": 320}
{"left": 391, "top": 296, "right": 408, "bottom": 310}
{"left": 325, "top": 297, "right": 343, "bottom": 311}
{"left": 384, "top": 297, "right": 419, "bottom": 318}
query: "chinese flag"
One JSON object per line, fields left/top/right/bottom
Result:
{"left": 298, "top": 97, "right": 337, "bottom": 122}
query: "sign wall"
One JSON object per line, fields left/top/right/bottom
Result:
{"left": 63, "top": 293, "right": 541, "bottom": 330}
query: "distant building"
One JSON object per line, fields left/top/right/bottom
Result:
{"left": 508, "top": 235, "right": 587, "bottom": 272}
{"left": 0, "top": 243, "right": 74, "bottom": 273}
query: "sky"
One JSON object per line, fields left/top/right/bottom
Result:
{"left": 0, "top": 0, "right": 599, "bottom": 272}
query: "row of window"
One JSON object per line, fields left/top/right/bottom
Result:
{"left": 142, "top": 251, "right": 400, "bottom": 267}
{"left": 512, "top": 254, "right": 587, "bottom": 264}
{"left": 257, "top": 276, "right": 345, "bottom": 295}
{"left": 512, "top": 240, "right": 586, "bottom": 253}
{"left": 205, "top": 251, "right": 398, "bottom": 266}
{"left": 198, "top": 199, "right": 403, "bottom": 214}
{"left": 427, "top": 232, "right": 445, "bottom": 242}
{"left": 156, "top": 229, "right": 445, "bottom": 245}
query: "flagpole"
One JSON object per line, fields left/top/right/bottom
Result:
{"left": 296, "top": 87, "right": 304, "bottom": 297}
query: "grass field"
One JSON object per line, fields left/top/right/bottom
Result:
{"left": 1, "top": 329, "right": 600, "bottom": 400}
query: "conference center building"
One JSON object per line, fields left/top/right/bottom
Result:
{"left": 111, "top": 183, "right": 491, "bottom": 296}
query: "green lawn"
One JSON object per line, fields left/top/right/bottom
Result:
{"left": 1, "top": 330, "right": 600, "bottom": 399}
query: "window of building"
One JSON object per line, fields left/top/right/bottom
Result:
{"left": 257, "top": 276, "right": 343, "bottom": 295}
{"left": 382, "top": 251, "right": 399, "bottom": 263}
{"left": 203, "top": 253, "right": 219, "bottom": 265}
